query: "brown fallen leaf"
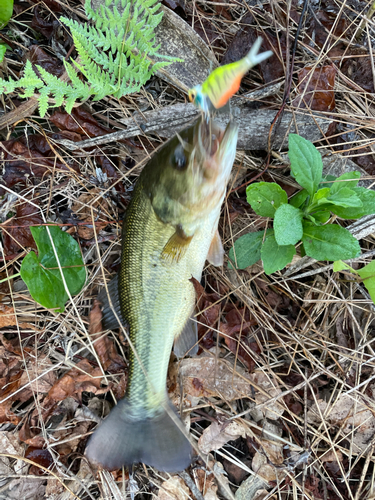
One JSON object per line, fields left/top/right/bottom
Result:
{"left": 30, "top": 5, "right": 56, "bottom": 39}
{"left": 0, "top": 135, "right": 77, "bottom": 195}
{"left": 293, "top": 65, "right": 336, "bottom": 112}
{"left": 2, "top": 200, "right": 43, "bottom": 255}
{"left": 89, "top": 300, "right": 127, "bottom": 373}
{"left": 193, "top": 468, "right": 218, "bottom": 499}
{"left": 18, "top": 358, "right": 105, "bottom": 446}
{"left": 181, "top": 357, "right": 253, "bottom": 402}
{"left": 0, "top": 304, "right": 17, "bottom": 328}
{"left": 307, "top": 394, "right": 375, "bottom": 453}
{"left": 198, "top": 420, "right": 248, "bottom": 455}
{"left": 157, "top": 476, "right": 190, "bottom": 500}
{"left": 29, "top": 45, "right": 64, "bottom": 77}
{"left": 50, "top": 107, "right": 112, "bottom": 138}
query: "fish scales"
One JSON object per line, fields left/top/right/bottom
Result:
{"left": 120, "top": 182, "right": 220, "bottom": 412}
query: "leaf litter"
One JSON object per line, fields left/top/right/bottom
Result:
{"left": 1, "top": 0, "right": 375, "bottom": 498}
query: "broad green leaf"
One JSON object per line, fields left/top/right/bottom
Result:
{"left": 0, "top": 0, "right": 13, "bottom": 29}
{"left": 302, "top": 222, "right": 361, "bottom": 261}
{"left": 308, "top": 188, "right": 330, "bottom": 210}
{"left": 20, "top": 226, "right": 86, "bottom": 312}
{"left": 274, "top": 204, "right": 303, "bottom": 246}
{"left": 333, "top": 260, "right": 356, "bottom": 273}
{"left": 246, "top": 182, "right": 288, "bottom": 218}
{"left": 327, "top": 187, "right": 363, "bottom": 208}
{"left": 330, "top": 171, "right": 361, "bottom": 194}
{"left": 358, "top": 260, "right": 375, "bottom": 304}
{"left": 228, "top": 231, "right": 268, "bottom": 269}
{"left": 261, "top": 235, "right": 295, "bottom": 275}
{"left": 289, "top": 189, "right": 309, "bottom": 208}
{"left": 312, "top": 210, "right": 331, "bottom": 223}
{"left": 288, "top": 134, "right": 323, "bottom": 196}
{"left": 20, "top": 252, "right": 68, "bottom": 311}
{"left": 331, "top": 187, "right": 375, "bottom": 219}
{"left": 306, "top": 210, "right": 331, "bottom": 225}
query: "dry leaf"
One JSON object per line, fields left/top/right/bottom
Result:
{"left": 89, "top": 300, "right": 127, "bottom": 372}
{"left": 180, "top": 357, "right": 253, "bottom": 402}
{"left": 0, "top": 305, "right": 17, "bottom": 328}
{"left": 307, "top": 394, "right": 375, "bottom": 453}
{"left": 198, "top": 420, "right": 247, "bottom": 455}
{"left": 158, "top": 476, "right": 190, "bottom": 500}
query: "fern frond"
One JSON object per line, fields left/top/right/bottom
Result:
{"left": 0, "top": 0, "right": 180, "bottom": 116}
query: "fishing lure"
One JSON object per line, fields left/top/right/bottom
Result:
{"left": 188, "top": 37, "right": 273, "bottom": 114}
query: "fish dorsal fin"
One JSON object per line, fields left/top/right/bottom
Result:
{"left": 97, "top": 273, "right": 127, "bottom": 330}
{"left": 207, "top": 229, "right": 224, "bottom": 266}
{"left": 161, "top": 226, "right": 193, "bottom": 263}
{"left": 173, "top": 315, "right": 199, "bottom": 358}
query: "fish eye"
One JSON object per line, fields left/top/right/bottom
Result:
{"left": 172, "top": 145, "right": 187, "bottom": 170}
{"left": 188, "top": 90, "right": 196, "bottom": 102}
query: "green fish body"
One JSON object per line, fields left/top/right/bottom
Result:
{"left": 85, "top": 118, "right": 238, "bottom": 472}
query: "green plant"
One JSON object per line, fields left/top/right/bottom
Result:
{"left": 334, "top": 259, "right": 375, "bottom": 304}
{"left": 0, "top": 0, "right": 177, "bottom": 116}
{"left": 19, "top": 226, "right": 86, "bottom": 312}
{"left": 229, "top": 134, "right": 375, "bottom": 275}
{"left": 0, "top": 0, "right": 13, "bottom": 62}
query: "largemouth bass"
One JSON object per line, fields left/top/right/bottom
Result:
{"left": 85, "top": 117, "right": 238, "bottom": 472}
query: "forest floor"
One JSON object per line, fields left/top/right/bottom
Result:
{"left": 1, "top": 0, "right": 375, "bottom": 499}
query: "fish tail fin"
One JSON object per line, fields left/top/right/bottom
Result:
{"left": 245, "top": 36, "right": 273, "bottom": 68}
{"left": 85, "top": 399, "right": 192, "bottom": 472}
{"left": 97, "top": 273, "right": 127, "bottom": 330}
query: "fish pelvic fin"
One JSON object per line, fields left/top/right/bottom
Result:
{"left": 207, "top": 229, "right": 224, "bottom": 266}
{"left": 174, "top": 315, "right": 199, "bottom": 358}
{"left": 97, "top": 273, "right": 127, "bottom": 331}
{"left": 85, "top": 399, "right": 192, "bottom": 472}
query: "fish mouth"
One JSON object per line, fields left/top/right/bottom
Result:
{"left": 196, "top": 118, "right": 238, "bottom": 180}
{"left": 197, "top": 119, "right": 238, "bottom": 159}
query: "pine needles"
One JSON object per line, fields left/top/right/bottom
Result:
{"left": 0, "top": 0, "right": 177, "bottom": 117}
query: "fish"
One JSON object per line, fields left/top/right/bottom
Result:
{"left": 85, "top": 117, "right": 238, "bottom": 472}
{"left": 188, "top": 37, "right": 273, "bottom": 115}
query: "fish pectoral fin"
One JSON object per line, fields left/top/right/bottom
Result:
{"left": 161, "top": 226, "right": 193, "bottom": 263}
{"left": 207, "top": 229, "right": 224, "bottom": 266}
{"left": 174, "top": 315, "right": 199, "bottom": 358}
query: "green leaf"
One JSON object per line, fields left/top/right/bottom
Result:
{"left": 333, "top": 260, "right": 356, "bottom": 273}
{"left": 331, "top": 187, "right": 375, "bottom": 219}
{"left": 274, "top": 204, "right": 303, "bottom": 246}
{"left": 302, "top": 222, "right": 361, "bottom": 261}
{"left": 358, "top": 260, "right": 375, "bottom": 304}
{"left": 330, "top": 171, "right": 361, "bottom": 193}
{"left": 327, "top": 187, "right": 363, "bottom": 208}
{"left": 0, "top": 0, "right": 13, "bottom": 29}
{"left": 310, "top": 210, "right": 331, "bottom": 223}
{"left": 261, "top": 235, "right": 295, "bottom": 275}
{"left": 288, "top": 134, "right": 323, "bottom": 196}
{"left": 312, "top": 188, "right": 330, "bottom": 204}
{"left": 228, "top": 231, "right": 267, "bottom": 269}
{"left": 20, "top": 226, "right": 86, "bottom": 312}
{"left": 0, "top": 43, "right": 8, "bottom": 63}
{"left": 289, "top": 189, "right": 309, "bottom": 208}
{"left": 246, "top": 182, "right": 288, "bottom": 218}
